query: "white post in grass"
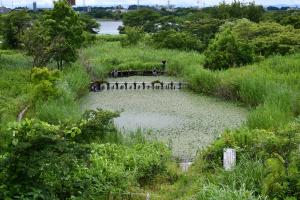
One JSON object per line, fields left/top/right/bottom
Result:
{"left": 223, "top": 148, "right": 236, "bottom": 171}
{"left": 146, "top": 192, "right": 150, "bottom": 200}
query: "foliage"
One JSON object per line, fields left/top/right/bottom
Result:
{"left": 121, "top": 26, "right": 144, "bottom": 46}
{"left": 43, "top": 0, "right": 85, "bottom": 69}
{"left": 77, "top": 109, "right": 120, "bottom": 143}
{"left": 23, "top": 22, "right": 51, "bottom": 67}
{"left": 31, "top": 67, "right": 60, "bottom": 101}
{"left": 231, "top": 19, "right": 300, "bottom": 57}
{"left": 151, "top": 30, "right": 204, "bottom": 52}
{"left": 263, "top": 11, "right": 300, "bottom": 29}
{"left": 195, "top": 121, "right": 300, "bottom": 199}
{"left": 0, "top": 110, "right": 173, "bottom": 199}
{"left": 123, "top": 9, "right": 161, "bottom": 32}
{"left": 23, "top": 0, "right": 93, "bottom": 69}
{"left": 0, "top": 10, "right": 31, "bottom": 49}
{"left": 204, "top": 28, "right": 254, "bottom": 70}
{"left": 183, "top": 18, "right": 224, "bottom": 47}
{"left": 79, "top": 13, "right": 99, "bottom": 33}
{"left": 204, "top": 19, "right": 300, "bottom": 70}
{"left": 216, "top": 1, "right": 264, "bottom": 22}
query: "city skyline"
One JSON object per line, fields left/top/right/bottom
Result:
{"left": 1, "top": 0, "right": 299, "bottom": 8}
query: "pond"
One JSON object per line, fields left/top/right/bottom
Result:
{"left": 95, "top": 20, "right": 123, "bottom": 35}
{"left": 81, "top": 76, "right": 248, "bottom": 160}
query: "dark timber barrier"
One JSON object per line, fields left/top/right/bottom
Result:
{"left": 90, "top": 81, "right": 188, "bottom": 92}
{"left": 109, "top": 69, "right": 165, "bottom": 78}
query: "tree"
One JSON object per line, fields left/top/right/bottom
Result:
{"left": 123, "top": 9, "right": 161, "bottom": 32}
{"left": 23, "top": 22, "right": 51, "bottom": 67}
{"left": 0, "top": 10, "right": 31, "bottom": 49}
{"left": 245, "top": 2, "right": 265, "bottom": 22}
{"left": 183, "top": 18, "right": 224, "bottom": 47}
{"left": 43, "top": 0, "right": 85, "bottom": 69}
{"left": 232, "top": 19, "right": 300, "bottom": 57}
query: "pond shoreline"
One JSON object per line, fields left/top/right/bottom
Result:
{"left": 81, "top": 76, "right": 248, "bottom": 160}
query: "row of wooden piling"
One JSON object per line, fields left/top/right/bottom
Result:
{"left": 90, "top": 81, "right": 187, "bottom": 92}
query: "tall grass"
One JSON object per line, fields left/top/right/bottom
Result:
{"left": 81, "top": 40, "right": 204, "bottom": 78}
{"left": 194, "top": 184, "right": 266, "bottom": 200}
{"left": 184, "top": 54, "right": 300, "bottom": 129}
{"left": 35, "top": 63, "right": 90, "bottom": 124}
{"left": 0, "top": 50, "right": 33, "bottom": 126}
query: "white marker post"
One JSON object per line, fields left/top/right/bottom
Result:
{"left": 223, "top": 148, "right": 236, "bottom": 171}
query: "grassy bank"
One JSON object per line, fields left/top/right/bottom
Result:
{"left": 0, "top": 49, "right": 91, "bottom": 153}
{"left": 81, "top": 38, "right": 204, "bottom": 79}
{"left": 0, "top": 50, "right": 33, "bottom": 125}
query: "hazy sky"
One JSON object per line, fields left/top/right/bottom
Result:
{"left": 1, "top": 0, "right": 300, "bottom": 8}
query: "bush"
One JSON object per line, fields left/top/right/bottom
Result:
{"left": 151, "top": 30, "right": 204, "bottom": 52}
{"left": 204, "top": 28, "right": 254, "bottom": 70}
{"left": 31, "top": 67, "right": 60, "bottom": 101}
{"left": 0, "top": 110, "right": 173, "bottom": 199}
{"left": 195, "top": 121, "right": 300, "bottom": 199}
{"left": 232, "top": 19, "right": 300, "bottom": 57}
{"left": 121, "top": 26, "right": 144, "bottom": 46}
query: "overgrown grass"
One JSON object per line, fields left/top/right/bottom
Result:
{"left": 185, "top": 54, "right": 300, "bottom": 129}
{"left": 0, "top": 50, "right": 33, "bottom": 126}
{"left": 0, "top": 50, "right": 90, "bottom": 127}
{"left": 81, "top": 40, "right": 204, "bottom": 79}
{"left": 34, "top": 64, "right": 90, "bottom": 124}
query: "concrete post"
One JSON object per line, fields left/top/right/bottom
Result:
{"left": 223, "top": 148, "right": 236, "bottom": 171}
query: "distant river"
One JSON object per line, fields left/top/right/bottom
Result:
{"left": 81, "top": 76, "right": 248, "bottom": 160}
{"left": 95, "top": 20, "right": 123, "bottom": 35}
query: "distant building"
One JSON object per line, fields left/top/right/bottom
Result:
{"left": 33, "top": 2, "right": 37, "bottom": 12}
{"left": 287, "top": 7, "right": 300, "bottom": 11}
{"left": 0, "top": 6, "right": 11, "bottom": 14}
{"left": 87, "top": 6, "right": 92, "bottom": 12}
{"left": 67, "top": 0, "right": 76, "bottom": 6}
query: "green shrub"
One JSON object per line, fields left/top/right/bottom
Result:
{"left": 204, "top": 28, "right": 254, "bottom": 70}
{"left": 1, "top": 110, "right": 173, "bottom": 199}
{"left": 151, "top": 30, "right": 204, "bottom": 52}
{"left": 31, "top": 67, "right": 61, "bottom": 101}
{"left": 232, "top": 19, "right": 300, "bottom": 57}
{"left": 121, "top": 26, "right": 144, "bottom": 47}
{"left": 78, "top": 109, "right": 120, "bottom": 143}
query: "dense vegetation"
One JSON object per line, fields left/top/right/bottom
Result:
{"left": 1, "top": 0, "right": 300, "bottom": 199}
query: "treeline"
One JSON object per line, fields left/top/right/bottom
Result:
{"left": 121, "top": 1, "right": 300, "bottom": 70}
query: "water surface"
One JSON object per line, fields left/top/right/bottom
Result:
{"left": 96, "top": 20, "right": 123, "bottom": 35}
{"left": 81, "top": 76, "right": 248, "bottom": 159}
